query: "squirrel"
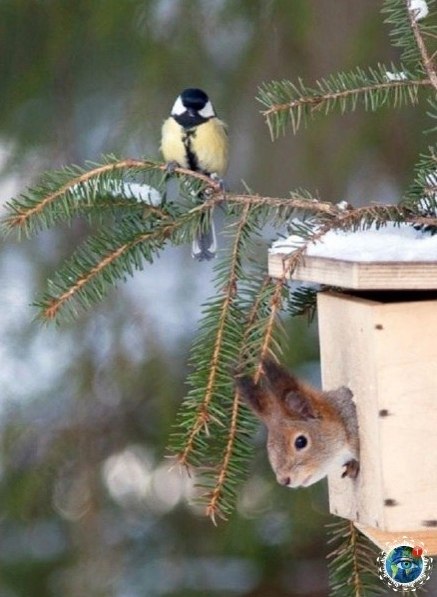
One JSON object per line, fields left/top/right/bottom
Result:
{"left": 235, "top": 359, "right": 359, "bottom": 488}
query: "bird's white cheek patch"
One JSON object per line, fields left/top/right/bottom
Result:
{"left": 171, "top": 96, "right": 185, "bottom": 116}
{"left": 199, "top": 101, "right": 215, "bottom": 119}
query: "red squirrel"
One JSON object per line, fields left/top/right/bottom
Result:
{"left": 236, "top": 359, "right": 359, "bottom": 488}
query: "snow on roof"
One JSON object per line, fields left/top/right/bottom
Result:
{"left": 269, "top": 222, "right": 437, "bottom": 263}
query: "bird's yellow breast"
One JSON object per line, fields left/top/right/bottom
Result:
{"left": 161, "top": 117, "right": 189, "bottom": 168}
{"left": 161, "top": 117, "right": 228, "bottom": 176}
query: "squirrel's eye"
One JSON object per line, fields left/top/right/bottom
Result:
{"left": 294, "top": 435, "right": 308, "bottom": 450}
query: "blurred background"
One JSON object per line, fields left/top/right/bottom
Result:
{"left": 0, "top": 1, "right": 433, "bottom": 596}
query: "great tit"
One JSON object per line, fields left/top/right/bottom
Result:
{"left": 161, "top": 88, "right": 228, "bottom": 261}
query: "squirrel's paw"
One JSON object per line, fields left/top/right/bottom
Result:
{"left": 342, "top": 459, "right": 360, "bottom": 479}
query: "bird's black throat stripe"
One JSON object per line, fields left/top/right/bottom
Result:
{"left": 174, "top": 112, "right": 209, "bottom": 129}
{"left": 182, "top": 128, "right": 202, "bottom": 172}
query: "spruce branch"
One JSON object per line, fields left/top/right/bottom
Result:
{"left": 224, "top": 190, "right": 336, "bottom": 216}
{"left": 237, "top": 274, "right": 274, "bottom": 368}
{"left": 205, "top": 275, "right": 285, "bottom": 524}
{"left": 327, "top": 519, "right": 384, "bottom": 596}
{"left": 35, "top": 201, "right": 215, "bottom": 322}
{"left": 3, "top": 156, "right": 220, "bottom": 238}
{"left": 288, "top": 284, "right": 319, "bottom": 320}
{"left": 168, "top": 205, "right": 272, "bottom": 521}
{"left": 402, "top": 145, "right": 437, "bottom": 231}
{"left": 200, "top": 191, "right": 437, "bottom": 230}
{"left": 255, "top": 276, "right": 287, "bottom": 375}
{"left": 383, "top": 0, "right": 425, "bottom": 67}
{"left": 4, "top": 158, "right": 146, "bottom": 236}
{"left": 174, "top": 203, "right": 253, "bottom": 471}
{"left": 205, "top": 274, "right": 287, "bottom": 522}
{"left": 205, "top": 385, "right": 241, "bottom": 524}
{"left": 258, "top": 65, "right": 430, "bottom": 137}
{"left": 406, "top": 0, "right": 437, "bottom": 89}
{"left": 37, "top": 216, "right": 173, "bottom": 321}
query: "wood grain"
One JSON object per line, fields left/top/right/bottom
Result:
{"left": 318, "top": 291, "right": 437, "bottom": 554}
{"left": 269, "top": 253, "right": 437, "bottom": 289}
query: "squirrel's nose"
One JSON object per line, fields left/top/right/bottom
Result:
{"left": 278, "top": 476, "right": 291, "bottom": 487}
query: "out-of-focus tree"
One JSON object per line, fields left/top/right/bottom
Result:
{"left": 1, "top": 2, "right": 436, "bottom": 597}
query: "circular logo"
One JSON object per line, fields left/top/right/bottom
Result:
{"left": 378, "top": 537, "right": 433, "bottom": 592}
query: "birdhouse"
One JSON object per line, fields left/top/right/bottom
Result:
{"left": 269, "top": 229, "right": 437, "bottom": 555}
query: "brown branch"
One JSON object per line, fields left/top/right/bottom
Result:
{"left": 254, "top": 276, "right": 287, "bottom": 383}
{"left": 407, "top": 0, "right": 437, "bottom": 91}
{"left": 406, "top": 213, "right": 437, "bottom": 226}
{"left": 332, "top": 203, "right": 437, "bottom": 229}
{"left": 199, "top": 192, "right": 338, "bottom": 218}
{"left": 261, "top": 78, "right": 431, "bottom": 119}
{"left": 205, "top": 387, "right": 241, "bottom": 524}
{"left": 177, "top": 203, "right": 252, "bottom": 468}
{"left": 205, "top": 275, "right": 273, "bottom": 522}
{"left": 204, "top": 193, "right": 437, "bottom": 227}
{"left": 8, "top": 159, "right": 145, "bottom": 230}
{"left": 7, "top": 158, "right": 219, "bottom": 232}
{"left": 43, "top": 223, "right": 175, "bottom": 320}
{"left": 207, "top": 277, "right": 287, "bottom": 524}
{"left": 240, "top": 275, "right": 274, "bottom": 365}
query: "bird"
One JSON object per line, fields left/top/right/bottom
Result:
{"left": 161, "top": 88, "right": 228, "bottom": 261}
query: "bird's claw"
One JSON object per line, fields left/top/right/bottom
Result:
{"left": 164, "top": 161, "right": 179, "bottom": 175}
{"left": 209, "top": 172, "right": 226, "bottom": 191}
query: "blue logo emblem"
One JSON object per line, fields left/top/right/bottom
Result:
{"left": 378, "top": 537, "right": 433, "bottom": 592}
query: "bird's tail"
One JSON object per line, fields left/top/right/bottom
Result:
{"left": 192, "top": 212, "right": 217, "bottom": 261}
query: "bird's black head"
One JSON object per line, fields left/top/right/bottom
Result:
{"left": 180, "top": 88, "right": 209, "bottom": 111}
{"left": 171, "top": 88, "right": 215, "bottom": 128}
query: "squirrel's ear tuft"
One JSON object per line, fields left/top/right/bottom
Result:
{"left": 261, "top": 358, "right": 300, "bottom": 396}
{"left": 284, "top": 390, "right": 318, "bottom": 420}
{"left": 235, "top": 375, "right": 270, "bottom": 418}
{"left": 260, "top": 358, "right": 288, "bottom": 384}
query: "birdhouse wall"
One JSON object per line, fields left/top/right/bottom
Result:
{"left": 317, "top": 291, "right": 437, "bottom": 552}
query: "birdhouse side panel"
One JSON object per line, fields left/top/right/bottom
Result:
{"left": 319, "top": 292, "right": 437, "bottom": 534}
{"left": 317, "top": 292, "right": 385, "bottom": 528}
{"left": 372, "top": 300, "right": 437, "bottom": 532}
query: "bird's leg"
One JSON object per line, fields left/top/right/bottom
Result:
{"left": 164, "top": 160, "right": 179, "bottom": 175}
{"left": 209, "top": 172, "right": 226, "bottom": 191}
{"left": 160, "top": 161, "right": 181, "bottom": 205}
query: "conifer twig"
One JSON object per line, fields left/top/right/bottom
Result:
{"left": 177, "top": 204, "right": 252, "bottom": 469}
{"left": 205, "top": 386, "right": 241, "bottom": 524}
{"left": 261, "top": 78, "right": 431, "bottom": 119}
{"left": 255, "top": 276, "right": 286, "bottom": 382}
{"left": 327, "top": 519, "right": 383, "bottom": 596}
{"left": 5, "top": 158, "right": 219, "bottom": 235}
{"left": 42, "top": 222, "right": 176, "bottom": 320}
{"left": 205, "top": 275, "right": 277, "bottom": 522}
{"left": 204, "top": 274, "right": 288, "bottom": 521}
{"left": 206, "top": 194, "right": 437, "bottom": 228}
{"left": 7, "top": 159, "right": 146, "bottom": 231}
{"left": 406, "top": 0, "right": 437, "bottom": 90}
{"left": 219, "top": 193, "right": 336, "bottom": 214}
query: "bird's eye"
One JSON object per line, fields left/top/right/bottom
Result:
{"left": 294, "top": 435, "right": 308, "bottom": 450}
